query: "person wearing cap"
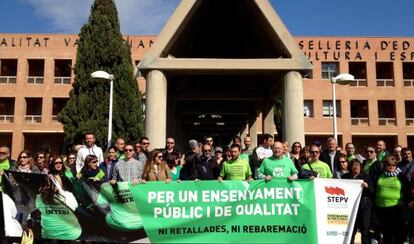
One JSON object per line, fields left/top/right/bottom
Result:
{"left": 218, "top": 144, "right": 252, "bottom": 181}
{"left": 257, "top": 141, "right": 298, "bottom": 181}
{"left": 215, "top": 147, "right": 225, "bottom": 165}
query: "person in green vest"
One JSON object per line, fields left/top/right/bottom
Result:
{"left": 376, "top": 140, "right": 390, "bottom": 162}
{"left": 0, "top": 146, "right": 11, "bottom": 191}
{"left": 257, "top": 141, "right": 298, "bottom": 181}
{"left": 115, "top": 137, "right": 126, "bottom": 161}
{"left": 375, "top": 156, "right": 404, "bottom": 244}
{"left": 218, "top": 144, "right": 252, "bottom": 181}
{"left": 77, "top": 155, "right": 105, "bottom": 182}
{"left": 301, "top": 145, "right": 333, "bottom": 178}
{"left": 34, "top": 177, "right": 82, "bottom": 240}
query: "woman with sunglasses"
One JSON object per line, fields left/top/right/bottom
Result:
{"left": 77, "top": 155, "right": 105, "bottom": 183}
{"left": 143, "top": 149, "right": 171, "bottom": 183}
{"left": 34, "top": 151, "right": 48, "bottom": 174}
{"left": 64, "top": 153, "right": 77, "bottom": 176}
{"left": 48, "top": 156, "right": 73, "bottom": 191}
{"left": 11, "top": 150, "right": 40, "bottom": 173}
{"left": 165, "top": 152, "right": 181, "bottom": 181}
{"left": 290, "top": 142, "right": 302, "bottom": 170}
{"left": 343, "top": 159, "right": 374, "bottom": 244}
{"left": 375, "top": 156, "right": 404, "bottom": 244}
{"left": 333, "top": 155, "right": 349, "bottom": 179}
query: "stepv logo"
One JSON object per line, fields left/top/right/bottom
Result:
{"left": 325, "top": 186, "right": 348, "bottom": 203}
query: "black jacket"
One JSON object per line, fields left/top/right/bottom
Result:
{"left": 343, "top": 171, "right": 374, "bottom": 210}
{"left": 319, "top": 150, "right": 342, "bottom": 172}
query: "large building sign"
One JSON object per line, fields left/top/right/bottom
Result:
{"left": 298, "top": 39, "right": 414, "bottom": 61}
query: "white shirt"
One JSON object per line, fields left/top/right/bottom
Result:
{"left": 2, "top": 193, "right": 22, "bottom": 237}
{"left": 255, "top": 146, "right": 273, "bottom": 160}
{"left": 76, "top": 144, "right": 104, "bottom": 173}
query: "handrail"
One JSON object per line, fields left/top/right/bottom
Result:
{"left": 378, "top": 118, "right": 397, "bottom": 126}
{"left": 25, "top": 115, "right": 42, "bottom": 123}
{"left": 351, "top": 117, "right": 369, "bottom": 125}
{"left": 54, "top": 77, "right": 72, "bottom": 84}
{"left": 0, "top": 76, "right": 17, "bottom": 84}
{"left": 0, "top": 115, "right": 14, "bottom": 123}
{"left": 376, "top": 79, "right": 394, "bottom": 87}
{"left": 27, "top": 76, "right": 44, "bottom": 84}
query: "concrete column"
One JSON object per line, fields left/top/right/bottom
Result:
{"left": 249, "top": 118, "right": 258, "bottom": 148}
{"left": 145, "top": 70, "right": 167, "bottom": 148}
{"left": 263, "top": 106, "right": 276, "bottom": 136}
{"left": 283, "top": 71, "right": 305, "bottom": 145}
{"left": 240, "top": 124, "right": 248, "bottom": 139}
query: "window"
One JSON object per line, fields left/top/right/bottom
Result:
{"left": 135, "top": 60, "right": 143, "bottom": 78}
{"left": 304, "top": 100, "right": 313, "bottom": 117}
{"left": 0, "top": 98, "right": 15, "bottom": 123}
{"left": 376, "top": 62, "right": 394, "bottom": 87}
{"left": 378, "top": 100, "right": 396, "bottom": 125}
{"left": 403, "top": 62, "right": 414, "bottom": 87}
{"left": 25, "top": 98, "right": 42, "bottom": 123}
{"left": 321, "top": 62, "right": 339, "bottom": 79}
{"left": 405, "top": 101, "right": 414, "bottom": 125}
{"left": 0, "top": 59, "right": 17, "bottom": 84}
{"left": 27, "top": 59, "right": 44, "bottom": 84}
{"left": 52, "top": 98, "right": 68, "bottom": 121}
{"left": 323, "top": 100, "right": 341, "bottom": 117}
{"left": 348, "top": 62, "right": 367, "bottom": 86}
{"left": 54, "top": 59, "right": 72, "bottom": 84}
{"left": 350, "top": 100, "right": 369, "bottom": 125}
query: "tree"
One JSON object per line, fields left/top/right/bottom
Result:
{"left": 58, "top": 0, "right": 144, "bottom": 149}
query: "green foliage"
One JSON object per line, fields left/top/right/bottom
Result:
{"left": 58, "top": 0, "right": 144, "bottom": 149}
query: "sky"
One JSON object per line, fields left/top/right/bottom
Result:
{"left": 0, "top": 0, "right": 413, "bottom": 36}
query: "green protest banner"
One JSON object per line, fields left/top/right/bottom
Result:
{"left": 129, "top": 179, "right": 317, "bottom": 243}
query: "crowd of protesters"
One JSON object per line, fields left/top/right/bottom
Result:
{"left": 0, "top": 132, "right": 414, "bottom": 243}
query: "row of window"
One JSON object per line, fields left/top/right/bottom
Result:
{"left": 0, "top": 59, "right": 142, "bottom": 84}
{"left": 304, "top": 61, "right": 414, "bottom": 87}
{"left": 303, "top": 100, "right": 414, "bottom": 126}
{"left": 0, "top": 97, "right": 68, "bottom": 123}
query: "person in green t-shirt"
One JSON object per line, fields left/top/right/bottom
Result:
{"left": 301, "top": 145, "right": 333, "bottom": 178}
{"left": 257, "top": 141, "right": 298, "bottom": 181}
{"left": 218, "top": 144, "right": 252, "bottom": 181}
{"left": 35, "top": 177, "right": 82, "bottom": 240}
{"left": 0, "top": 146, "right": 11, "bottom": 191}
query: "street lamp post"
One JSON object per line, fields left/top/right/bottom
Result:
{"left": 91, "top": 71, "right": 114, "bottom": 149}
{"left": 331, "top": 73, "right": 355, "bottom": 142}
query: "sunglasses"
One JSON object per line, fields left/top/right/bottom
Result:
{"left": 366, "top": 151, "right": 375, "bottom": 154}
{"left": 68, "top": 157, "right": 75, "bottom": 160}
{"left": 156, "top": 155, "right": 163, "bottom": 159}
{"left": 339, "top": 160, "right": 347, "bottom": 163}
{"left": 55, "top": 161, "right": 63, "bottom": 165}
{"left": 142, "top": 142, "right": 150, "bottom": 145}
{"left": 310, "top": 151, "right": 319, "bottom": 154}
{"left": 37, "top": 156, "right": 45, "bottom": 159}
{"left": 203, "top": 150, "right": 212, "bottom": 153}
{"left": 20, "top": 156, "right": 28, "bottom": 159}
{"left": 206, "top": 140, "right": 213, "bottom": 143}
{"left": 90, "top": 160, "right": 98, "bottom": 164}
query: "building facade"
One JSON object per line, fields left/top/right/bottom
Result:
{"left": 1, "top": 34, "right": 414, "bottom": 158}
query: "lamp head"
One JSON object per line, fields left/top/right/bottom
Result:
{"left": 331, "top": 73, "right": 354, "bottom": 85}
{"left": 91, "top": 71, "right": 114, "bottom": 80}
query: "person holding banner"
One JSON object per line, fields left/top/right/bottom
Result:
{"left": 33, "top": 176, "right": 82, "bottom": 240}
{"left": 343, "top": 159, "right": 374, "bottom": 244}
{"left": 143, "top": 149, "right": 171, "bottom": 182}
{"left": 301, "top": 145, "right": 333, "bottom": 178}
{"left": 218, "top": 144, "right": 252, "bottom": 181}
{"left": 375, "top": 156, "right": 404, "bottom": 244}
{"left": 257, "top": 141, "right": 298, "bottom": 181}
